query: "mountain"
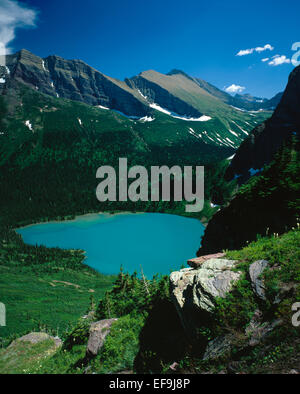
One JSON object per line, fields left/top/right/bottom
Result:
{"left": 0, "top": 49, "right": 271, "bottom": 152}
{"left": 0, "top": 49, "right": 272, "bottom": 225}
{"left": 167, "top": 69, "right": 282, "bottom": 111}
{"left": 198, "top": 65, "right": 300, "bottom": 254}
{"left": 232, "top": 92, "right": 283, "bottom": 111}
{"left": 2, "top": 49, "right": 150, "bottom": 117}
{"left": 226, "top": 65, "right": 300, "bottom": 183}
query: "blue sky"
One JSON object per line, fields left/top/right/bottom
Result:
{"left": 1, "top": 0, "right": 299, "bottom": 98}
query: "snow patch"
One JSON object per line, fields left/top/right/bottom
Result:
{"left": 188, "top": 128, "right": 201, "bottom": 139}
{"left": 226, "top": 137, "right": 234, "bottom": 144}
{"left": 96, "top": 105, "right": 110, "bottom": 110}
{"left": 5, "top": 66, "right": 10, "bottom": 74}
{"left": 250, "top": 109, "right": 264, "bottom": 113}
{"left": 227, "top": 154, "right": 236, "bottom": 160}
{"left": 25, "top": 120, "right": 33, "bottom": 131}
{"left": 139, "top": 116, "right": 155, "bottom": 122}
{"left": 230, "top": 105, "right": 246, "bottom": 112}
{"left": 149, "top": 103, "right": 212, "bottom": 121}
{"left": 178, "top": 115, "right": 211, "bottom": 122}
{"left": 149, "top": 103, "right": 172, "bottom": 115}
{"left": 138, "top": 90, "right": 148, "bottom": 100}
{"left": 228, "top": 129, "right": 239, "bottom": 137}
{"left": 42, "top": 60, "right": 46, "bottom": 71}
{"left": 78, "top": 118, "right": 82, "bottom": 126}
{"left": 231, "top": 121, "right": 249, "bottom": 135}
{"left": 0, "top": 78, "right": 5, "bottom": 84}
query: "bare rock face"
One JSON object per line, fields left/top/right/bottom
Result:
{"left": 202, "top": 334, "right": 234, "bottom": 361}
{"left": 249, "top": 260, "right": 269, "bottom": 300}
{"left": 5, "top": 49, "right": 150, "bottom": 117}
{"left": 170, "top": 258, "right": 242, "bottom": 336}
{"left": 86, "top": 318, "right": 118, "bottom": 357}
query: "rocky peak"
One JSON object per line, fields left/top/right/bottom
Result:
{"left": 3, "top": 49, "right": 151, "bottom": 117}
{"left": 226, "top": 65, "right": 300, "bottom": 182}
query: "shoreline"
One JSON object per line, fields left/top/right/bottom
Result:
{"left": 15, "top": 210, "right": 140, "bottom": 230}
{"left": 16, "top": 209, "right": 207, "bottom": 230}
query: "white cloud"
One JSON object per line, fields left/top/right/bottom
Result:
{"left": 236, "top": 44, "right": 274, "bottom": 56}
{"left": 0, "top": 0, "right": 37, "bottom": 55}
{"left": 268, "top": 55, "right": 291, "bottom": 66}
{"left": 224, "top": 84, "right": 246, "bottom": 94}
{"left": 261, "top": 58, "right": 269, "bottom": 62}
{"left": 236, "top": 48, "right": 254, "bottom": 56}
{"left": 255, "top": 44, "right": 274, "bottom": 53}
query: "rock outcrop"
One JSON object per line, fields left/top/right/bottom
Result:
{"left": 226, "top": 65, "right": 300, "bottom": 183}
{"left": 249, "top": 260, "right": 269, "bottom": 300}
{"left": 202, "top": 334, "right": 234, "bottom": 360}
{"left": 197, "top": 65, "right": 300, "bottom": 255}
{"left": 3, "top": 49, "right": 150, "bottom": 117}
{"left": 9, "top": 332, "right": 62, "bottom": 349}
{"left": 170, "top": 258, "right": 242, "bottom": 336}
{"left": 86, "top": 318, "right": 118, "bottom": 357}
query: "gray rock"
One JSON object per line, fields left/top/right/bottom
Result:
{"left": 86, "top": 318, "right": 118, "bottom": 357}
{"left": 273, "top": 282, "right": 298, "bottom": 304}
{"left": 7, "top": 49, "right": 150, "bottom": 117}
{"left": 9, "top": 332, "right": 62, "bottom": 348}
{"left": 170, "top": 259, "right": 242, "bottom": 335}
{"left": 245, "top": 310, "right": 282, "bottom": 346}
{"left": 249, "top": 260, "right": 269, "bottom": 300}
{"left": 187, "top": 252, "right": 226, "bottom": 269}
{"left": 202, "top": 334, "right": 234, "bottom": 361}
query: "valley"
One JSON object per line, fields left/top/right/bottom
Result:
{"left": 0, "top": 49, "right": 299, "bottom": 376}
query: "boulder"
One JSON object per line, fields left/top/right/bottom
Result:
{"left": 187, "top": 252, "right": 226, "bottom": 269}
{"left": 9, "top": 332, "right": 62, "bottom": 348}
{"left": 249, "top": 260, "right": 269, "bottom": 300}
{"left": 170, "top": 259, "right": 242, "bottom": 335}
{"left": 86, "top": 318, "right": 118, "bottom": 357}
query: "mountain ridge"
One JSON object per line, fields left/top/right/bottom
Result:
{"left": 0, "top": 48, "right": 271, "bottom": 152}
{"left": 198, "top": 65, "right": 300, "bottom": 254}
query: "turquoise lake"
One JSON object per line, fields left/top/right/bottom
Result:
{"left": 17, "top": 213, "right": 204, "bottom": 278}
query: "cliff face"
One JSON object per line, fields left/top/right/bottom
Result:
{"left": 126, "top": 71, "right": 203, "bottom": 118}
{"left": 3, "top": 49, "right": 150, "bottom": 117}
{"left": 198, "top": 66, "right": 300, "bottom": 254}
{"left": 167, "top": 251, "right": 295, "bottom": 367}
{"left": 226, "top": 65, "right": 300, "bottom": 183}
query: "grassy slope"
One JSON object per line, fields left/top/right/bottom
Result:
{"left": 1, "top": 228, "right": 298, "bottom": 374}
{"left": 176, "top": 228, "right": 300, "bottom": 374}
{"left": 0, "top": 228, "right": 116, "bottom": 341}
{"left": 0, "top": 337, "right": 60, "bottom": 374}
{"left": 138, "top": 70, "right": 270, "bottom": 144}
